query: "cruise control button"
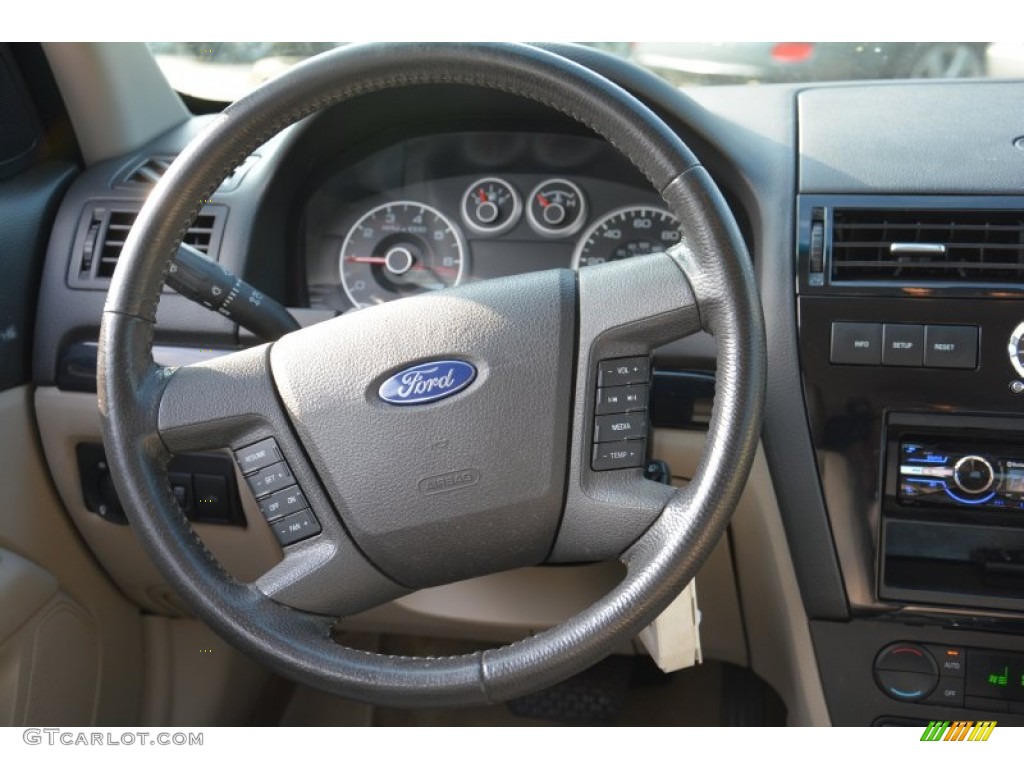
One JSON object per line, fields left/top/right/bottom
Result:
{"left": 234, "top": 437, "right": 282, "bottom": 475}
{"left": 259, "top": 485, "right": 308, "bottom": 522}
{"left": 924, "top": 325, "right": 978, "bottom": 369}
{"left": 597, "top": 357, "right": 650, "bottom": 387}
{"left": 596, "top": 384, "right": 648, "bottom": 415}
{"left": 271, "top": 509, "right": 321, "bottom": 547}
{"left": 245, "top": 461, "right": 294, "bottom": 499}
{"left": 592, "top": 440, "right": 646, "bottom": 471}
{"left": 594, "top": 412, "right": 648, "bottom": 443}
{"left": 830, "top": 322, "right": 882, "bottom": 365}
{"left": 882, "top": 324, "right": 924, "bottom": 367}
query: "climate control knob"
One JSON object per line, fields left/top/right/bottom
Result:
{"left": 874, "top": 643, "right": 938, "bottom": 702}
{"left": 953, "top": 455, "right": 995, "bottom": 495}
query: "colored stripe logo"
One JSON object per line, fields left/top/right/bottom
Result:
{"left": 921, "top": 720, "right": 996, "bottom": 741}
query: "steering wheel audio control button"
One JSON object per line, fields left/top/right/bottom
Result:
{"left": 593, "top": 440, "right": 647, "bottom": 471}
{"left": 595, "top": 384, "right": 648, "bottom": 415}
{"left": 592, "top": 357, "right": 652, "bottom": 470}
{"left": 235, "top": 437, "right": 283, "bottom": 475}
{"left": 245, "top": 461, "right": 295, "bottom": 499}
{"left": 259, "top": 486, "right": 309, "bottom": 522}
{"left": 270, "top": 509, "right": 322, "bottom": 547}
{"left": 594, "top": 413, "right": 648, "bottom": 443}
{"left": 597, "top": 357, "right": 650, "bottom": 387}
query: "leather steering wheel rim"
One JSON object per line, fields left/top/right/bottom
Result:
{"left": 98, "top": 42, "right": 765, "bottom": 707}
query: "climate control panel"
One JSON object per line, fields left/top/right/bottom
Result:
{"left": 875, "top": 642, "right": 1024, "bottom": 714}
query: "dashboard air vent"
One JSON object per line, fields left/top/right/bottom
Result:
{"left": 121, "top": 155, "right": 174, "bottom": 185}
{"left": 70, "top": 204, "right": 227, "bottom": 288}
{"left": 117, "top": 154, "right": 258, "bottom": 192}
{"left": 831, "top": 208, "right": 1024, "bottom": 283}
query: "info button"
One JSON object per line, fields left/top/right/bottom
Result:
{"left": 830, "top": 322, "right": 882, "bottom": 365}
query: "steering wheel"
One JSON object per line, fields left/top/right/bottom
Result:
{"left": 98, "top": 42, "right": 765, "bottom": 707}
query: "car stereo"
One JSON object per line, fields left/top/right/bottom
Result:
{"left": 896, "top": 438, "right": 1024, "bottom": 512}
{"left": 880, "top": 414, "right": 1024, "bottom": 611}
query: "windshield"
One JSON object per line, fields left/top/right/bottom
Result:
{"left": 149, "top": 42, "right": 1016, "bottom": 103}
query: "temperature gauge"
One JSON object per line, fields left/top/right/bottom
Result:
{"left": 527, "top": 178, "right": 587, "bottom": 237}
{"left": 461, "top": 177, "right": 521, "bottom": 236}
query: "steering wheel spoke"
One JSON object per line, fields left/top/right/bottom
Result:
{"left": 156, "top": 344, "right": 409, "bottom": 616}
{"left": 550, "top": 251, "right": 700, "bottom": 562}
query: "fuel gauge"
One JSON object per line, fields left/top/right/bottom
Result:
{"left": 527, "top": 178, "right": 587, "bottom": 237}
{"left": 461, "top": 177, "right": 521, "bottom": 235}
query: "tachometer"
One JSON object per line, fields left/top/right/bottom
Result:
{"left": 572, "top": 206, "right": 681, "bottom": 268}
{"left": 339, "top": 201, "right": 466, "bottom": 307}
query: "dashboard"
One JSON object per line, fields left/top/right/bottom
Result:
{"left": 23, "top": 44, "right": 1024, "bottom": 726}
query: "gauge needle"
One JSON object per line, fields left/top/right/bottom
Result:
{"left": 535, "top": 193, "right": 550, "bottom": 207}
{"left": 478, "top": 189, "right": 488, "bottom": 203}
{"left": 345, "top": 256, "right": 388, "bottom": 264}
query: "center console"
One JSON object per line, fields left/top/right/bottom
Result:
{"left": 796, "top": 194, "right": 1024, "bottom": 725}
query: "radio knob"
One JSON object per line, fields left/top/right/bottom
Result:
{"left": 953, "top": 455, "right": 995, "bottom": 494}
{"left": 1009, "top": 321, "right": 1024, "bottom": 378}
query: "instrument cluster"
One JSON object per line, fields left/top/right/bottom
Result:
{"left": 303, "top": 132, "right": 684, "bottom": 311}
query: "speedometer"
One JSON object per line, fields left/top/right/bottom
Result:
{"left": 572, "top": 206, "right": 681, "bottom": 268}
{"left": 339, "top": 201, "right": 466, "bottom": 308}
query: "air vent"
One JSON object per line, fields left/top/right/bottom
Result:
{"left": 69, "top": 204, "right": 227, "bottom": 288}
{"left": 121, "top": 155, "right": 174, "bottom": 185}
{"left": 831, "top": 208, "right": 1024, "bottom": 283}
{"left": 117, "top": 154, "right": 258, "bottom": 192}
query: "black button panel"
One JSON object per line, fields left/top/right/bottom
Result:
{"left": 77, "top": 443, "right": 245, "bottom": 527}
{"left": 591, "top": 358, "right": 651, "bottom": 471}
{"left": 234, "top": 437, "right": 319, "bottom": 547}
{"left": 831, "top": 322, "right": 979, "bottom": 370}
{"left": 194, "top": 473, "right": 231, "bottom": 521}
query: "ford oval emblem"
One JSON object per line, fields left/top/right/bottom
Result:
{"left": 378, "top": 360, "right": 476, "bottom": 405}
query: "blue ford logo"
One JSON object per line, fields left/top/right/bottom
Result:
{"left": 378, "top": 360, "right": 476, "bottom": 405}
